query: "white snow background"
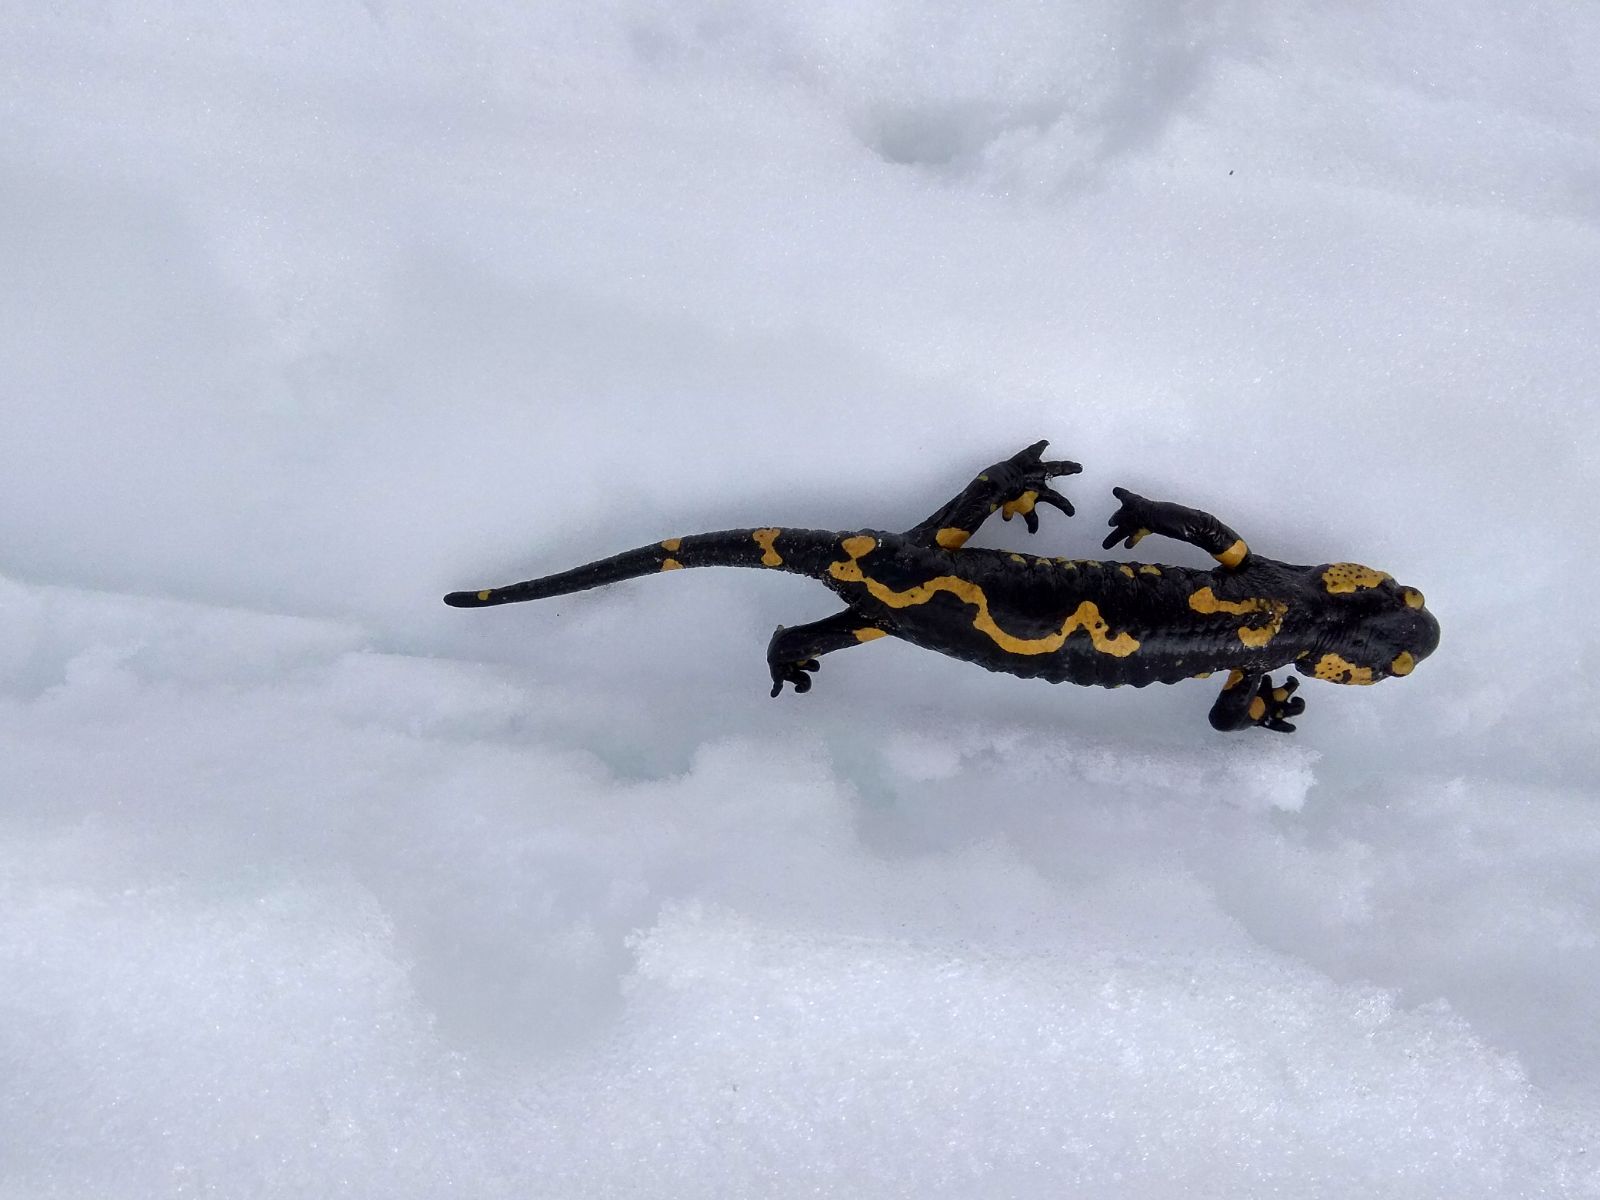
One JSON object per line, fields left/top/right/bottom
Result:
{"left": 3, "top": 2, "right": 1599, "bottom": 1196}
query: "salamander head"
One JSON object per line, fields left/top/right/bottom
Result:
{"left": 1296, "top": 565, "right": 1440, "bottom": 685}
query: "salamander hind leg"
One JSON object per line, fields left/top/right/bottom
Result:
{"left": 767, "top": 609, "right": 889, "bottom": 697}
{"left": 907, "top": 440, "right": 1082, "bottom": 548}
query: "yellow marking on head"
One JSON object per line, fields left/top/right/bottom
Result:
{"left": 1119, "top": 565, "right": 1135, "bottom": 578}
{"left": 660, "top": 538, "right": 681, "bottom": 552}
{"left": 1215, "top": 539, "right": 1249, "bottom": 568}
{"left": 1322, "top": 563, "right": 1391, "bottom": 593}
{"left": 827, "top": 541, "right": 1139, "bottom": 658}
{"left": 477, "top": 590, "right": 492, "bottom": 601}
{"left": 1001, "top": 490, "right": 1039, "bottom": 520}
{"left": 936, "top": 527, "right": 971, "bottom": 549}
{"left": 660, "top": 558, "right": 683, "bottom": 571}
{"left": 854, "top": 627, "right": 887, "bottom": 643}
{"left": 1403, "top": 588, "right": 1426, "bottom": 609}
{"left": 1188, "top": 587, "right": 1288, "bottom": 648}
{"left": 1248, "top": 696, "right": 1267, "bottom": 722}
{"left": 752, "top": 528, "right": 784, "bottom": 567}
{"left": 1390, "top": 651, "right": 1415, "bottom": 676}
{"left": 1139, "top": 565, "right": 1161, "bottom": 576}
{"left": 1224, "top": 669, "right": 1246, "bottom": 689}
{"left": 1312, "top": 653, "right": 1374, "bottom": 685}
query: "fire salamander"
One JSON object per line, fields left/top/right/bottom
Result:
{"left": 445, "top": 440, "right": 1439, "bottom": 733}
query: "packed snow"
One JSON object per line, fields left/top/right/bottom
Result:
{"left": 3, "top": 2, "right": 1599, "bottom": 1195}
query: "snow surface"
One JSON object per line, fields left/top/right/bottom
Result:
{"left": 3, "top": 2, "right": 1599, "bottom": 1195}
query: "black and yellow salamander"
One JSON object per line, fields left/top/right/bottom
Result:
{"left": 445, "top": 440, "right": 1439, "bottom": 733}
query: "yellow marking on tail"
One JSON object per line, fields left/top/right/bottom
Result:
{"left": 661, "top": 558, "right": 683, "bottom": 571}
{"left": 477, "top": 590, "right": 492, "bottom": 601}
{"left": 752, "top": 528, "right": 784, "bottom": 567}
{"left": 661, "top": 538, "right": 681, "bottom": 552}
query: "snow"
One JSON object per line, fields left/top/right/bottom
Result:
{"left": 3, "top": 2, "right": 1599, "bottom": 1194}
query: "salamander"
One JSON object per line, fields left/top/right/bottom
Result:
{"left": 444, "top": 440, "right": 1439, "bottom": 733}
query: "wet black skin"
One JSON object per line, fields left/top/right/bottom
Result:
{"left": 444, "top": 441, "right": 1440, "bottom": 734}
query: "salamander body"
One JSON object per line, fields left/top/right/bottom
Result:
{"left": 445, "top": 441, "right": 1439, "bottom": 733}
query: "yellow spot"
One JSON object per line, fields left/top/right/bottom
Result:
{"left": 1130, "top": 528, "right": 1151, "bottom": 546}
{"left": 841, "top": 535, "right": 877, "bottom": 559}
{"left": 827, "top": 541, "right": 1139, "bottom": 658}
{"left": 1139, "top": 565, "right": 1162, "bottom": 576}
{"left": 1119, "top": 565, "right": 1135, "bottom": 578}
{"left": 1224, "top": 669, "right": 1246, "bottom": 689}
{"left": 936, "top": 527, "right": 970, "bottom": 549}
{"left": 1215, "top": 539, "right": 1249, "bottom": 568}
{"left": 1192, "top": 671, "right": 1213, "bottom": 680}
{"left": 854, "top": 628, "right": 887, "bottom": 643}
{"left": 1001, "top": 490, "right": 1039, "bottom": 520}
{"left": 1312, "top": 653, "right": 1374, "bottom": 685}
{"left": 1322, "top": 563, "right": 1391, "bottom": 593}
{"left": 1403, "top": 588, "right": 1426, "bottom": 609}
{"left": 1391, "top": 651, "right": 1415, "bottom": 676}
{"left": 1084, "top": 560, "right": 1101, "bottom": 568}
{"left": 1271, "top": 687, "right": 1288, "bottom": 702}
{"left": 660, "top": 538, "right": 681, "bottom": 552}
{"left": 752, "top": 528, "right": 783, "bottom": 567}
{"left": 1248, "top": 696, "right": 1267, "bottom": 722}
{"left": 1009, "top": 553, "right": 1027, "bottom": 564}
{"left": 477, "top": 590, "right": 492, "bottom": 601}
{"left": 1188, "top": 587, "right": 1288, "bottom": 648}
{"left": 661, "top": 558, "right": 682, "bottom": 571}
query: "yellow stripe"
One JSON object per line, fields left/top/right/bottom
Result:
{"left": 1188, "top": 587, "right": 1287, "bottom": 647}
{"left": 829, "top": 540, "right": 1138, "bottom": 658}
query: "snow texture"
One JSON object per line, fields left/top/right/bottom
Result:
{"left": 3, "top": 2, "right": 1599, "bottom": 1195}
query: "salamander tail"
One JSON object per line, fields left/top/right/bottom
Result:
{"left": 443, "top": 527, "right": 839, "bottom": 607}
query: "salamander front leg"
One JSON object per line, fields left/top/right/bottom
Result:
{"left": 1208, "top": 671, "right": 1305, "bottom": 733}
{"left": 767, "top": 610, "right": 888, "bottom": 697}
{"left": 907, "top": 439, "right": 1082, "bottom": 549}
{"left": 1104, "top": 486, "right": 1252, "bottom": 569}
